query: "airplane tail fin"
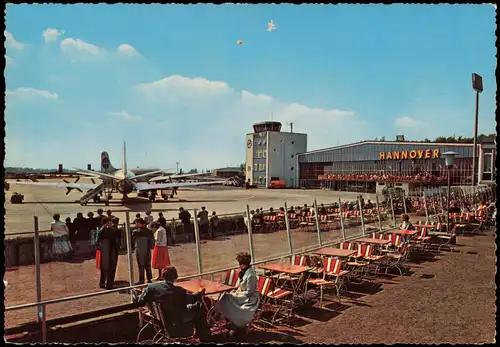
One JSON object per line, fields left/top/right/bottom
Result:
{"left": 101, "top": 152, "right": 116, "bottom": 173}
{"left": 122, "top": 142, "right": 127, "bottom": 174}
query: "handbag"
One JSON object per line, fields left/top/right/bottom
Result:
{"left": 96, "top": 249, "right": 101, "bottom": 270}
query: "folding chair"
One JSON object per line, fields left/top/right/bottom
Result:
{"left": 411, "top": 226, "right": 431, "bottom": 251}
{"left": 137, "top": 300, "right": 197, "bottom": 343}
{"left": 436, "top": 225, "right": 457, "bottom": 252}
{"left": 250, "top": 276, "right": 274, "bottom": 330}
{"left": 307, "top": 257, "right": 350, "bottom": 306}
{"left": 224, "top": 268, "right": 241, "bottom": 287}
{"left": 383, "top": 243, "right": 411, "bottom": 276}
{"left": 265, "top": 278, "right": 294, "bottom": 324}
{"left": 356, "top": 244, "right": 385, "bottom": 276}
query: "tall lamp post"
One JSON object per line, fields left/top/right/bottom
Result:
{"left": 443, "top": 151, "right": 458, "bottom": 234}
{"left": 471, "top": 73, "right": 483, "bottom": 186}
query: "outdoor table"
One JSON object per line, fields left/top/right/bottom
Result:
{"left": 178, "top": 279, "right": 235, "bottom": 327}
{"left": 177, "top": 279, "right": 234, "bottom": 295}
{"left": 313, "top": 248, "right": 357, "bottom": 258}
{"left": 387, "top": 229, "right": 419, "bottom": 236}
{"left": 355, "top": 238, "right": 391, "bottom": 245}
{"left": 259, "top": 263, "right": 311, "bottom": 317}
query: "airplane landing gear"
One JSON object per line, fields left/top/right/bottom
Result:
{"left": 93, "top": 195, "right": 101, "bottom": 203}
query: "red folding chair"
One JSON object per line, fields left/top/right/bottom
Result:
{"left": 307, "top": 257, "right": 350, "bottom": 305}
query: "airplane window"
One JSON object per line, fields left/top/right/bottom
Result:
{"left": 292, "top": 141, "right": 295, "bottom": 145}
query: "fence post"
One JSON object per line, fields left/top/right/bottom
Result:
{"left": 375, "top": 195, "right": 383, "bottom": 232}
{"left": 34, "top": 216, "right": 45, "bottom": 341}
{"left": 358, "top": 197, "right": 366, "bottom": 235}
{"left": 338, "top": 197, "right": 346, "bottom": 240}
{"left": 170, "top": 218, "right": 176, "bottom": 245}
{"left": 313, "top": 200, "right": 323, "bottom": 247}
{"left": 124, "top": 212, "right": 135, "bottom": 300}
{"left": 245, "top": 205, "right": 256, "bottom": 263}
{"left": 193, "top": 209, "right": 203, "bottom": 276}
{"left": 402, "top": 190, "right": 408, "bottom": 215}
{"left": 438, "top": 188, "right": 445, "bottom": 215}
{"left": 284, "top": 201, "right": 294, "bottom": 256}
{"left": 422, "top": 192, "right": 429, "bottom": 224}
{"left": 41, "top": 304, "right": 47, "bottom": 343}
{"left": 389, "top": 192, "right": 396, "bottom": 227}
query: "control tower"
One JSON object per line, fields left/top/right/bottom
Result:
{"left": 245, "top": 121, "right": 307, "bottom": 188}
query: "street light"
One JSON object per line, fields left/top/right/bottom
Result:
{"left": 443, "top": 151, "right": 458, "bottom": 234}
{"left": 472, "top": 73, "right": 483, "bottom": 186}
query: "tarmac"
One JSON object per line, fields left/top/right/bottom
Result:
{"left": 5, "top": 178, "right": 378, "bottom": 235}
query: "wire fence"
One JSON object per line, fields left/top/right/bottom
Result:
{"left": 4, "top": 184, "right": 495, "bottom": 341}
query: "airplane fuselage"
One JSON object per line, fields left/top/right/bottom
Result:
{"left": 109, "top": 169, "right": 138, "bottom": 195}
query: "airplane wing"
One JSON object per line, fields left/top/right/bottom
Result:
{"left": 135, "top": 180, "right": 227, "bottom": 192}
{"left": 133, "top": 169, "right": 172, "bottom": 180}
{"left": 149, "top": 172, "right": 211, "bottom": 182}
{"left": 75, "top": 168, "right": 117, "bottom": 180}
{"left": 76, "top": 171, "right": 101, "bottom": 177}
{"left": 8, "top": 181, "right": 98, "bottom": 190}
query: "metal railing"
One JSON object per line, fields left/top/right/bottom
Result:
{"left": 5, "top": 186, "right": 493, "bottom": 342}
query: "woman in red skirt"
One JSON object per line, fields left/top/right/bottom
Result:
{"left": 151, "top": 220, "right": 171, "bottom": 280}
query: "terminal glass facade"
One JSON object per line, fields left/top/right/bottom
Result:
{"left": 298, "top": 142, "right": 475, "bottom": 190}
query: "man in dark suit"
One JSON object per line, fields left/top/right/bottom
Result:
{"left": 133, "top": 218, "right": 154, "bottom": 284}
{"left": 96, "top": 217, "right": 122, "bottom": 289}
{"left": 134, "top": 266, "right": 211, "bottom": 342}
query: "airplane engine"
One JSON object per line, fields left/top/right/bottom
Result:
{"left": 117, "top": 180, "right": 134, "bottom": 194}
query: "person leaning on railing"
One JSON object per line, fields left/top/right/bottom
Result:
{"left": 50, "top": 213, "right": 73, "bottom": 260}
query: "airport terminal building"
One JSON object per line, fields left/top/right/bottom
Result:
{"left": 244, "top": 122, "right": 495, "bottom": 191}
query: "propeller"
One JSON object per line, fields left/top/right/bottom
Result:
{"left": 90, "top": 178, "right": 96, "bottom": 184}
{"left": 63, "top": 178, "right": 83, "bottom": 195}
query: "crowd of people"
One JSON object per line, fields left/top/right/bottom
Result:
{"left": 319, "top": 172, "right": 447, "bottom": 182}
{"left": 47, "top": 207, "right": 223, "bottom": 289}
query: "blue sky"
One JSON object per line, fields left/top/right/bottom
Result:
{"left": 5, "top": 4, "right": 497, "bottom": 170}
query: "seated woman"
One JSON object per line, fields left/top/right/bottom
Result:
{"left": 400, "top": 214, "right": 415, "bottom": 230}
{"left": 215, "top": 252, "right": 260, "bottom": 338}
{"left": 399, "top": 214, "right": 415, "bottom": 243}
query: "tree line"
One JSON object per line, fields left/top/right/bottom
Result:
{"left": 373, "top": 134, "right": 495, "bottom": 143}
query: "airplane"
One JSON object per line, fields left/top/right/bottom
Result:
{"left": 145, "top": 172, "right": 223, "bottom": 200}
{"left": 8, "top": 142, "right": 228, "bottom": 206}
{"left": 267, "top": 20, "right": 277, "bottom": 32}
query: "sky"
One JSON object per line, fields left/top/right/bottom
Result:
{"left": 4, "top": 4, "right": 497, "bottom": 171}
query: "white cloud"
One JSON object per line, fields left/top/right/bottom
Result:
{"left": 5, "top": 55, "right": 13, "bottom": 67}
{"left": 60, "top": 38, "right": 141, "bottom": 61}
{"left": 6, "top": 87, "right": 59, "bottom": 101}
{"left": 108, "top": 111, "right": 142, "bottom": 121}
{"left": 60, "top": 38, "right": 106, "bottom": 56}
{"left": 117, "top": 44, "right": 140, "bottom": 57}
{"left": 394, "top": 116, "right": 427, "bottom": 127}
{"left": 132, "top": 75, "right": 365, "bottom": 168}
{"left": 136, "top": 75, "right": 233, "bottom": 105}
{"left": 5, "top": 31, "right": 25, "bottom": 50}
{"left": 42, "top": 28, "right": 65, "bottom": 43}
